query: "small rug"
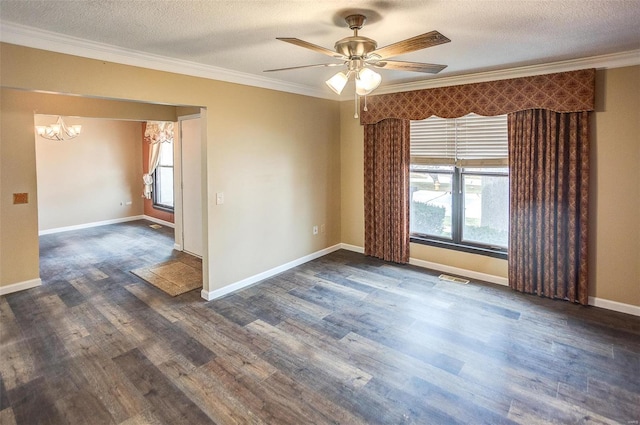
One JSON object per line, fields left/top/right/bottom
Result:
{"left": 131, "top": 257, "right": 202, "bottom": 296}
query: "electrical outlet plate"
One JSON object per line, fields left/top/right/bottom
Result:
{"left": 13, "top": 193, "right": 28, "bottom": 204}
{"left": 313, "top": 225, "right": 318, "bottom": 235}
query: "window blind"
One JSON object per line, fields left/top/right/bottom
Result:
{"left": 410, "top": 113, "right": 508, "bottom": 166}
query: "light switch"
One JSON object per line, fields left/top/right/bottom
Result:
{"left": 216, "top": 192, "right": 224, "bottom": 205}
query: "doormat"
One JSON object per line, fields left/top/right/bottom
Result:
{"left": 131, "top": 258, "right": 202, "bottom": 296}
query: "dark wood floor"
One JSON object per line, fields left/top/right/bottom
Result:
{"left": 1, "top": 220, "right": 639, "bottom": 424}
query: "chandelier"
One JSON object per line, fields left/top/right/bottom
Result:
{"left": 35, "top": 116, "right": 82, "bottom": 141}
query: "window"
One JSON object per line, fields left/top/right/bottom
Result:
{"left": 153, "top": 140, "right": 174, "bottom": 211}
{"left": 410, "top": 113, "right": 508, "bottom": 257}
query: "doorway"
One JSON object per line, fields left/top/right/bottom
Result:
{"left": 176, "top": 114, "right": 204, "bottom": 258}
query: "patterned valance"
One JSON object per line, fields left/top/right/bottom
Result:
{"left": 360, "top": 68, "right": 595, "bottom": 124}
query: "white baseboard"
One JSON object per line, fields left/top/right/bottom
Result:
{"left": 39, "top": 215, "right": 145, "bottom": 235}
{"left": 340, "top": 243, "right": 365, "bottom": 254}
{"left": 142, "top": 215, "right": 175, "bottom": 228}
{"left": 173, "top": 243, "right": 183, "bottom": 251}
{"left": 408, "top": 257, "right": 509, "bottom": 286}
{"left": 339, "top": 243, "right": 508, "bottom": 286}
{"left": 0, "top": 278, "right": 42, "bottom": 296}
{"left": 201, "top": 244, "right": 342, "bottom": 301}
{"left": 588, "top": 296, "right": 640, "bottom": 317}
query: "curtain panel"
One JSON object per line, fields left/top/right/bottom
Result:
{"left": 508, "top": 109, "right": 590, "bottom": 304}
{"left": 360, "top": 69, "right": 595, "bottom": 123}
{"left": 364, "top": 118, "right": 411, "bottom": 263}
{"left": 142, "top": 121, "right": 174, "bottom": 199}
{"left": 360, "top": 69, "right": 595, "bottom": 302}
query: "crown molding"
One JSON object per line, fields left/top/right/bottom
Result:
{"left": 374, "top": 50, "right": 640, "bottom": 96}
{"left": 1, "top": 21, "right": 638, "bottom": 101}
{"left": 0, "top": 21, "right": 333, "bottom": 100}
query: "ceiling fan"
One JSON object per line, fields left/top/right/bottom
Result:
{"left": 264, "top": 14, "right": 450, "bottom": 96}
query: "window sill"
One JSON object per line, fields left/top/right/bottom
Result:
{"left": 152, "top": 204, "right": 174, "bottom": 214}
{"left": 410, "top": 236, "right": 508, "bottom": 260}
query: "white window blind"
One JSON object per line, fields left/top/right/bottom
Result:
{"left": 410, "top": 113, "right": 508, "bottom": 166}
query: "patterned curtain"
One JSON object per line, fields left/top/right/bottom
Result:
{"left": 360, "top": 69, "right": 596, "bottom": 124}
{"left": 364, "top": 118, "right": 410, "bottom": 263}
{"left": 508, "top": 109, "right": 590, "bottom": 304}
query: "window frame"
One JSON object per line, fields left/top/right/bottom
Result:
{"left": 409, "top": 114, "right": 509, "bottom": 259}
{"left": 152, "top": 141, "right": 174, "bottom": 213}
{"left": 410, "top": 166, "right": 508, "bottom": 259}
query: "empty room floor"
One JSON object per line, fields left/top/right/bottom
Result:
{"left": 1, "top": 221, "right": 638, "bottom": 424}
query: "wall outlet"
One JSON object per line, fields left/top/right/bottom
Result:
{"left": 216, "top": 192, "right": 224, "bottom": 205}
{"left": 312, "top": 225, "right": 318, "bottom": 235}
{"left": 125, "top": 201, "right": 132, "bottom": 206}
{"left": 320, "top": 224, "right": 326, "bottom": 234}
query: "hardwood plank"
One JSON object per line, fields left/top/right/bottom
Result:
{"left": 2, "top": 222, "right": 638, "bottom": 425}
{"left": 159, "top": 354, "right": 266, "bottom": 424}
{"left": 0, "top": 408, "right": 17, "bottom": 425}
{"left": 246, "top": 319, "right": 372, "bottom": 389}
{"left": 507, "top": 396, "right": 621, "bottom": 425}
{"left": 73, "top": 350, "right": 150, "bottom": 423}
{"left": 116, "top": 409, "right": 164, "bottom": 425}
{"left": 6, "top": 377, "right": 65, "bottom": 425}
{"left": 340, "top": 331, "right": 514, "bottom": 416}
{"left": 0, "top": 339, "right": 37, "bottom": 391}
{"left": 556, "top": 381, "right": 639, "bottom": 423}
{"left": 54, "top": 389, "right": 116, "bottom": 425}
{"left": 112, "top": 348, "right": 215, "bottom": 425}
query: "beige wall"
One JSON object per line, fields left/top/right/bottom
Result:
{"left": 1, "top": 43, "right": 341, "bottom": 295}
{"left": 1, "top": 88, "right": 177, "bottom": 286}
{"left": 2, "top": 42, "right": 637, "bottom": 308}
{"left": 36, "top": 116, "right": 144, "bottom": 231}
{"left": 339, "top": 66, "right": 640, "bottom": 308}
{"left": 590, "top": 66, "right": 640, "bottom": 306}
{"left": 339, "top": 100, "right": 508, "bottom": 279}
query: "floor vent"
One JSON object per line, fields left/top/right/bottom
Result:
{"left": 438, "top": 274, "right": 469, "bottom": 284}
{"left": 149, "top": 224, "right": 163, "bottom": 229}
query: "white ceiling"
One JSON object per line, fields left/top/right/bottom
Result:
{"left": 1, "top": 0, "right": 639, "bottom": 98}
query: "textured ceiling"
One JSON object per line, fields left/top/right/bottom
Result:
{"left": 1, "top": 0, "right": 639, "bottom": 96}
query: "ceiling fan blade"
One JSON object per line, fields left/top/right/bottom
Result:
{"left": 372, "top": 60, "right": 447, "bottom": 74}
{"left": 371, "top": 31, "right": 450, "bottom": 59}
{"left": 277, "top": 38, "right": 345, "bottom": 59}
{"left": 264, "top": 63, "right": 343, "bottom": 72}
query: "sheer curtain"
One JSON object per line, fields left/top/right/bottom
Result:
{"left": 508, "top": 109, "right": 590, "bottom": 304}
{"left": 364, "top": 118, "right": 410, "bottom": 263}
{"left": 143, "top": 121, "right": 174, "bottom": 199}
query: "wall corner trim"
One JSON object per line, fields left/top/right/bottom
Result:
{"left": 340, "top": 243, "right": 365, "bottom": 254}
{"left": 0, "top": 278, "right": 42, "bottom": 296}
{"left": 201, "top": 244, "right": 342, "bottom": 301}
{"left": 588, "top": 296, "right": 640, "bottom": 317}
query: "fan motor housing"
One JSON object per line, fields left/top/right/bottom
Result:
{"left": 334, "top": 36, "right": 377, "bottom": 59}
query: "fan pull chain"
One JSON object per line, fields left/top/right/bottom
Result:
{"left": 354, "top": 92, "right": 359, "bottom": 119}
{"left": 363, "top": 95, "right": 368, "bottom": 112}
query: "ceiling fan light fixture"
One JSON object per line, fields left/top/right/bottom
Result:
{"left": 326, "top": 71, "right": 349, "bottom": 95}
{"left": 355, "top": 67, "right": 381, "bottom": 95}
